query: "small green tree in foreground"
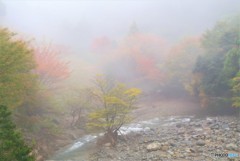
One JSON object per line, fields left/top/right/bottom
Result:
{"left": 87, "top": 75, "right": 141, "bottom": 146}
{"left": 0, "top": 105, "right": 34, "bottom": 161}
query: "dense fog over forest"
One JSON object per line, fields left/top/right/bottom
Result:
{"left": 1, "top": 0, "right": 240, "bottom": 86}
{"left": 0, "top": 1, "right": 240, "bottom": 161}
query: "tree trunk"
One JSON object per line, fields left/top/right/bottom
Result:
{"left": 106, "top": 129, "right": 118, "bottom": 146}
{"left": 96, "top": 130, "right": 118, "bottom": 147}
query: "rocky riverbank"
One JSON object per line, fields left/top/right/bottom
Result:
{"left": 89, "top": 116, "right": 240, "bottom": 161}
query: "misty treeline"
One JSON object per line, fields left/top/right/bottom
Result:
{"left": 190, "top": 15, "right": 240, "bottom": 114}
{"left": 89, "top": 15, "right": 240, "bottom": 114}
{"left": 0, "top": 14, "right": 239, "bottom": 159}
{"left": 165, "top": 15, "right": 240, "bottom": 115}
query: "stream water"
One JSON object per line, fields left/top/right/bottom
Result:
{"left": 49, "top": 116, "right": 195, "bottom": 161}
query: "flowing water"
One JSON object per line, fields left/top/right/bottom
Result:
{"left": 49, "top": 116, "right": 195, "bottom": 161}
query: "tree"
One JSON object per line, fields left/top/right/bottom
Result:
{"left": 163, "top": 36, "right": 203, "bottom": 97}
{"left": 116, "top": 32, "right": 167, "bottom": 83}
{"left": 33, "top": 43, "right": 70, "bottom": 89}
{"left": 192, "top": 15, "right": 240, "bottom": 109}
{"left": 63, "top": 88, "right": 93, "bottom": 128}
{"left": 17, "top": 42, "right": 71, "bottom": 136}
{"left": 229, "top": 28, "right": 240, "bottom": 116}
{"left": 87, "top": 75, "right": 141, "bottom": 146}
{"left": 0, "top": 105, "right": 34, "bottom": 161}
{"left": 232, "top": 72, "right": 240, "bottom": 117}
{"left": 0, "top": 28, "right": 36, "bottom": 108}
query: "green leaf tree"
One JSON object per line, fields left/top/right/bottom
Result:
{"left": 229, "top": 27, "right": 240, "bottom": 116}
{"left": 0, "top": 28, "right": 36, "bottom": 108}
{"left": 164, "top": 36, "right": 203, "bottom": 97}
{"left": 192, "top": 15, "right": 240, "bottom": 108}
{"left": 0, "top": 105, "right": 34, "bottom": 161}
{"left": 87, "top": 75, "right": 141, "bottom": 146}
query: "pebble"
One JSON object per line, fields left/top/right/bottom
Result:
{"left": 89, "top": 116, "right": 238, "bottom": 161}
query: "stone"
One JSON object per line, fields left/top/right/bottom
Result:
{"left": 169, "top": 142, "right": 176, "bottom": 147}
{"left": 196, "top": 140, "right": 205, "bottom": 146}
{"left": 190, "top": 148, "right": 196, "bottom": 153}
{"left": 167, "top": 150, "right": 174, "bottom": 155}
{"left": 161, "top": 145, "right": 169, "bottom": 151}
{"left": 210, "top": 124, "right": 220, "bottom": 130}
{"left": 36, "top": 155, "right": 43, "bottom": 161}
{"left": 226, "top": 143, "right": 238, "bottom": 151}
{"left": 104, "top": 143, "right": 111, "bottom": 147}
{"left": 146, "top": 142, "right": 161, "bottom": 152}
{"left": 194, "top": 123, "right": 202, "bottom": 128}
{"left": 176, "top": 123, "right": 182, "bottom": 128}
{"left": 236, "top": 126, "right": 240, "bottom": 132}
{"left": 185, "top": 148, "right": 191, "bottom": 153}
{"left": 222, "top": 124, "right": 229, "bottom": 129}
{"left": 177, "top": 130, "right": 185, "bottom": 135}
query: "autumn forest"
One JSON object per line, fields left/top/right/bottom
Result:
{"left": 0, "top": 1, "right": 240, "bottom": 161}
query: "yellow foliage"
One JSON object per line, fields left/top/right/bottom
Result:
{"left": 104, "top": 96, "right": 128, "bottom": 106}
{"left": 87, "top": 75, "right": 142, "bottom": 133}
{"left": 124, "top": 88, "right": 142, "bottom": 97}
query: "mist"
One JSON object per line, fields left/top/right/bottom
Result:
{"left": 0, "top": 1, "right": 240, "bottom": 160}
{"left": 2, "top": 0, "right": 239, "bottom": 87}
{"left": 2, "top": 0, "right": 240, "bottom": 48}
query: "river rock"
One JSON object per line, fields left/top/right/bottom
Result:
{"left": 87, "top": 116, "right": 239, "bottom": 161}
{"left": 161, "top": 145, "right": 169, "bottom": 151}
{"left": 36, "top": 155, "right": 43, "bottom": 161}
{"left": 226, "top": 143, "right": 238, "bottom": 151}
{"left": 210, "top": 124, "right": 220, "bottom": 130}
{"left": 146, "top": 142, "right": 161, "bottom": 152}
{"left": 104, "top": 143, "right": 112, "bottom": 147}
{"left": 194, "top": 123, "right": 202, "bottom": 128}
{"left": 176, "top": 123, "right": 182, "bottom": 128}
{"left": 196, "top": 140, "right": 205, "bottom": 146}
{"left": 169, "top": 142, "right": 177, "bottom": 147}
{"left": 236, "top": 126, "right": 240, "bottom": 132}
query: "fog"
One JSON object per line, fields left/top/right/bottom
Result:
{"left": 0, "top": 0, "right": 239, "bottom": 87}
{"left": 2, "top": 0, "right": 240, "bottom": 47}
{"left": 1, "top": 1, "right": 240, "bottom": 160}
{"left": 1, "top": 0, "right": 240, "bottom": 91}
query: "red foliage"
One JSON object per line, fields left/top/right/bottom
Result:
{"left": 120, "top": 33, "right": 167, "bottom": 81}
{"left": 33, "top": 43, "right": 70, "bottom": 88}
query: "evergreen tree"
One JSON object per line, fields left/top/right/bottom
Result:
{"left": 0, "top": 105, "right": 34, "bottom": 161}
